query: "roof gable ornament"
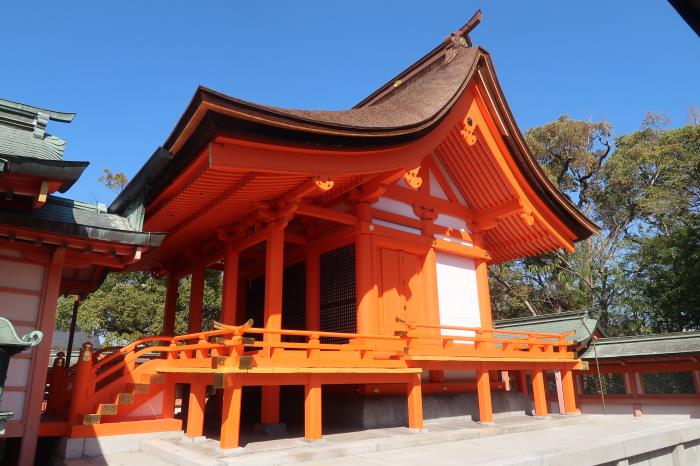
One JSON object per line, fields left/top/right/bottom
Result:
{"left": 33, "top": 111, "right": 49, "bottom": 139}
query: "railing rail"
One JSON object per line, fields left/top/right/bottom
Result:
{"left": 58, "top": 318, "right": 578, "bottom": 425}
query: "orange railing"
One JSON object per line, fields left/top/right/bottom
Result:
{"left": 395, "top": 320, "right": 576, "bottom": 358}
{"left": 53, "top": 319, "right": 577, "bottom": 425}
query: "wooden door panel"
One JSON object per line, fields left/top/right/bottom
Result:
{"left": 380, "top": 249, "right": 424, "bottom": 335}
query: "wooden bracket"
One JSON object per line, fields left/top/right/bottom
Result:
{"left": 403, "top": 166, "right": 422, "bottom": 190}
{"left": 460, "top": 115, "right": 477, "bottom": 146}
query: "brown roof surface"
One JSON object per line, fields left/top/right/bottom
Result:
{"left": 117, "top": 14, "right": 599, "bottom": 242}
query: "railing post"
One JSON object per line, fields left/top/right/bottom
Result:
{"left": 46, "top": 352, "right": 66, "bottom": 416}
{"left": 68, "top": 342, "right": 94, "bottom": 424}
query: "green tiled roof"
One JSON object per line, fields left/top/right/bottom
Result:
{"left": 0, "top": 97, "right": 74, "bottom": 161}
{"left": 0, "top": 196, "right": 164, "bottom": 247}
{"left": 580, "top": 331, "right": 700, "bottom": 360}
{"left": 0, "top": 123, "right": 67, "bottom": 160}
{"left": 494, "top": 311, "right": 598, "bottom": 344}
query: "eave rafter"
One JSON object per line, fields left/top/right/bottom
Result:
{"left": 451, "top": 86, "right": 575, "bottom": 254}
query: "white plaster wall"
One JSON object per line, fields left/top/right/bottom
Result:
{"left": 0, "top": 256, "right": 45, "bottom": 421}
{"left": 374, "top": 197, "right": 419, "bottom": 219}
{"left": 0, "top": 258, "right": 44, "bottom": 291}
{"left": 435, "top": 252, "right": 480, "bottom": 342}
{"left": 0, "top": 292, "right": 40, "bottom": 322}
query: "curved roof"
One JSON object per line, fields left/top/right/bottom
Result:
{"left": 113, "top": 14, "right": 599, "bottom": 253}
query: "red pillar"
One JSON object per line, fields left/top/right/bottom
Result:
{"left": 476, "top": 368, "right": 494, "bottom": 424}
{"left": 306, "top": 248, "right": 320, "bottom": 331}
{"left": 518, "top": 370, "right": 529, "bottom": 396}
{"left": 561, "top": 368, "right": 578, "bottom": 414}
{"left": 221, "top": 245, "right": 240, "bottom": 325}
{"left": 220, "top": 376, "right": 243, "bottom": 449}
{"left": 474, "top": 263, "right": 493, "bottom": 329}
{"left": 355, "top": 201, "right": 376, "bottom": 334}
{"left": 20, "top": 260, "right": 62, "bottom": 466}
{"left": 163, "top": 273, "right": 179, "bottom": 336}
{"left": 188, "top": 264, "right": 205, "bottom": 333}
{"left": 532, "top": 366, "right": 548, "bottom": 418}
{"left": 304, "top": 375, "right": 323, "bottom": 440}
{"left": 261, "top": 223, "right": 285, "bottom": 424}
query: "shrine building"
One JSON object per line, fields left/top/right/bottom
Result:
{"left": 0, "top": 12, "right": 611, "bottom": 464}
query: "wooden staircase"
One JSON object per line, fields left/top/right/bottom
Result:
{"left": 82, "top": 373, "right": 167, "bottom": 425}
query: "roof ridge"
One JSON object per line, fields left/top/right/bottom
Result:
{"left": 0, "top": 98, "right": 75, "bottom": 123}
{"left": 494, "top": 310, "right": 589, "bottom": 325}
{"left": 593, "top": 330, "right": 700, "bottom": 344}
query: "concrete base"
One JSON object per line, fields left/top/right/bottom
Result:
{"left": 324, "top": 390, "right": 533, "bottom": 429}
{"left": 253, "top": 422, "right": 287, "bottom": 435}
{"left": 57, "top": 431, "right": 183, "bottom": 460}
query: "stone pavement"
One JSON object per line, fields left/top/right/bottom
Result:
{"left": 63, "top": 415, "right": 700, "bottom": 465}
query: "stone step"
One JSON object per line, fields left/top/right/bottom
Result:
{"left": 81, "top": 414, "right": 101, "bottom": 425}
{"left": 126, "top": 382, "right": 151, "bottom": 394}
{"left": 141, "top": 373, "right": 166, "bottom": 385}
{"left": 115, "top": 392, "right": 134, "bottom": 405}
{"left": 96, "top": 403, "right": 118, "bottom": 416}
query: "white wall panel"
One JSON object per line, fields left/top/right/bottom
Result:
{"left": 0, "top": 391, "right": 25, "bottom": 419}
{"left": 0, "top": 292, "right": 41, "bottom": 322}
{"left": 0, "top": 259, "right": 44, "bottom": 291}
{"left": 374, "top": 197, "right": 419, "bottom": 219}
{"left": 5, "top": 358, "right": 30, "bottom": 387}
{"left": 435, "top": 252, "right": 480, "bottom": 342}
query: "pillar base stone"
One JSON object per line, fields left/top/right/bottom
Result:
{"left": 477, "top": 421, "right": 496, "bottom": 426}
{"left": 408, "top": 428, "right": 429, "bottom": 433}
{"left": 301, "top": 438, "right": 327, "bottom": 444}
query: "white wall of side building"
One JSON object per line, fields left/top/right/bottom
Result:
{"left": 0, "top": 249, "right": 46, "bottom": 426}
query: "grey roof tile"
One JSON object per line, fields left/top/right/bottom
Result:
{"left": 0, "top": 123, "right": 66, "bottom": 160}
{"left": 580, "top": 331, "right": 700, "bottom": 360}
{"left": 494, "top": 311, "right": 599, "bottom": 343}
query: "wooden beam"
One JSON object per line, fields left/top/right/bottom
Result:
{"left": 297, "top": 203, "right": 357, "bottom": 226}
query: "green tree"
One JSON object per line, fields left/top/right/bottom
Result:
{"left": 56, "top": 270, "right": 223, "bottom": 345}
{"left": 490, "top": 115, "right": 700, "bottom": 335}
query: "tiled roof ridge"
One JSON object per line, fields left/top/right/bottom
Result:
{"left": 591, "top": 330, "right": 700, "bottom": 345}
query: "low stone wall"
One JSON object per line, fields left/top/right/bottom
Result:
{"left": 324, "top": 391, "right": 533, "bottom": 428}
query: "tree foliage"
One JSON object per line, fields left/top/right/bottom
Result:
{"left": 56, "top": 270, "right": 223, "bottom": 346}
{"left": 491, "top": 114, "right": 700, "bottom": 335}
{"left": 98, "top": 168, "right": 129, "bottom": 192}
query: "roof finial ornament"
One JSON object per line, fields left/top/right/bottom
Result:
{"left": 447, "top": 9, "right": 482, "bottom": 48}
{"left": 444, "top": 10, "right": 482, "bottom": 63}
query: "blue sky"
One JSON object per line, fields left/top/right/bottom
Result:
{"left": 1, "top": 1, "right": 698, "bottom": 205}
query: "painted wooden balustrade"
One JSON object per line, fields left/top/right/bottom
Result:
{"left": 43, "top": 319, "right": 580, "bottom": 444}
{"left": 395, "top": 320, "right": 576, "bottom": 359}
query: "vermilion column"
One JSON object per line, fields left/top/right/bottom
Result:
{"left": 186, "top": 383, "right": 207, "bottom": 437}
{"left": 355, "top": 201, "right": 376, "bottom": 334}
{"left": 220, "top": 375, "right": 243, "bottom": 449}
{"left": 264, "top": 224, "right": 285, "bottom": 343}
{"left": 163, "top": 273, "right": 179, "bottom": 336}
{"left": 472, "top": 234, "right": 493, "bottom": 330}
{"left": 304, "top": 375, "right": 322, "bottom": 440}
{"left": 261, "top": 223, "right": 285, "bottom": 425}
{"left": 188, "top": 264, "right": 205, "bottom": 333}
{"left": 221, "top": 245, "right": 240, "bottom": 325}
{"left": 476, "top": 368, "right": 494, "bottom": 424}
{"left": 518, "top": 370, "right": 529, "bottom": 396}
{"left": 531, "top": 366, "right": 548, "bottom": 417}
{"left": 561, "top": 368, "right": 578, "bottom": 414}
{"left": 306, "top": 248, "right": 320, "bottom": 331}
